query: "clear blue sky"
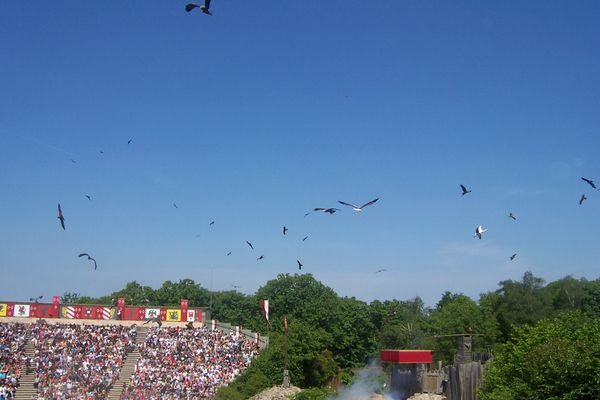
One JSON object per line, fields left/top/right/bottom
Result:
{"left": 1, "top": 1, "right": 599, "bottom": 307}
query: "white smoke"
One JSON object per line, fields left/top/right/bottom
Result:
{"left": 330, "top": 359, "right": 399, "bottom": 400}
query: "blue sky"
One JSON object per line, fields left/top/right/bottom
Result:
{"left": 1, "top": 1, "right": 599, "bottom": 307}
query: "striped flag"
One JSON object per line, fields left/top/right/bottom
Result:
{"left": 260, "top": 299, "right": 269, "bottom": 322}
{"left": 62, "top": 306, "right": 76, "bottom": 319}
{"left": 100, "top": 307, "right": 113, "bottom": 320}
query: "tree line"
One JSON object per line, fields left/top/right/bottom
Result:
{"left": 63, "top": 272, "right": 600, "bottom": 399}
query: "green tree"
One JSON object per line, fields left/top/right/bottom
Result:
{"left": 61, "top": 292, "right": 80, "bottom": 304}
{"left": 479, "top": 311, "right": 600, "bottom": 400}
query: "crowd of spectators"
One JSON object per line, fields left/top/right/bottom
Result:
{"left": 0, "top": 323, "right": 27, "bottom": 399}
{"left": 120, "top": 327, "right": 260, "bottom": 400}
{"left": 28, "top": 323, "right": 137, "bottom": 399}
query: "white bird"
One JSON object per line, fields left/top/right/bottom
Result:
{"left": 474, "top": 225, "right": 488, "bottom": 239}
{"left": 338, "top": 198, "right": 379, "bottom": 212}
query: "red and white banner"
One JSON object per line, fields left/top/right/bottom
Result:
{"left": 260, "top": 299, "right": 269, "bottom": 322}
{"left": 186, "top": 310, "right": 195, "bottom": 322}
{"left": 99, "top": 307, "right": 112, "bottom": 320}
{"left": 236, "top": 326, "right": 241, "bottom": 337}
{"left": 14, "top": 304, "right": 30, "bottom": 318}
{"left": 63, "top": 306, "right": 76, "bottom": 319}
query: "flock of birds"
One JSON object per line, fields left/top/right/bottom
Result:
{"left": 461, "top": 176, "right": 597, "bottom": 261}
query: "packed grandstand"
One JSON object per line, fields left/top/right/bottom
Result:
{"left": 0, "top": 320, "right": 261, "bottom": 399}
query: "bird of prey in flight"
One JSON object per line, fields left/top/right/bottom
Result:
{"left": 29, "top": 295, "right": 43, "bottom": 303}
{"left": 338, "top": 198, "right": 379, "bottom": 212}
{"left": 304, "top": 212, "right": 310, "bottom": 217}
{"left": 256, "top": 255, "right": 264, "bottom": 261}
{"left": 186, "top": 0, "right": 212, "bottom": 15}
{"left": 460, "top": 184, "right": 472, "bottom": 196}
{"left": 375, "top": 269, "right": 387, "bottom": 274}
{"left": 508, "top": 212, "right": 516, "bottom": 220}
{"left": 579, "top": 194, "right": 587, "bottom": 205}
{"left": 78, "top": 253, "right": 98, "bottom": 270}
{"left": 474, "top": 225, "right": 488, "bottom": 239}
{"left": 209, "top": 221, "right": 215, "bottom": 226}
{"left": 302, "top": 236, "right": 309, "bottom": 242}
{"left": 127, "top": 139, "right": 132, "bottom": 145}
{"left": 227, "top": 252, "right": 232, "bottom": 256}
{"left": 246, "top": 241, "right": 254, "bottom": 250}
{"left": 70, "top": 159, "right": 77, "bottom": 164}
{"left": 144, "top": 317, "right": 162, "bottom": 327}
{"left": 582, "top": 177, "right": 597, "bottom": 189}
{"left": 84, "top": 195, "right": 91, "bottom": 201}
{"left": 283, "top": 226, "right": 288, "bottom": 235}
{"left": 510, "top": 254, "right": 517, "bottom": 261}
{"left": 313, "top": 207, "right": 339, "bottom": 214}
{"left": 57, "top": 204, "right": 66, "bottom": 230}
{"left": 297, "top": 260, "right": 303, "bottom": 270}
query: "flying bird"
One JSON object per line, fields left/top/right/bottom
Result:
{"left": 297, "top": 260, "right": 303, "bottom": 270}
{"left": 302, "top": 236, "right": 309, "bottom": 242}
{"left": 57, "top": 204, "right": 65, "bottom": 230}
{"left": 460, "top": 184, "right": 472, "bottom": 196}
{"left": 29, "top": 295, "right": 43, "bottom": 303}
{"left": 313, "top": 207, "right": 339, "bottom": 214}
{"left": 508, "top": 212, "right": 516, "bottom": 220}
{"left": 227, "top": 251, "right": 232, "bottom": 256}
{"left": 474, "top": 225, "right": 488, "bottom": 239}
{"left": 84, "top": 195, "right": 91, "bottom": 201}
{"left": 185, "top": 0, "right": 212, "bottom": 15}
{"left": 256, "top": 255, "right": 264, "bottom": 261}
{"left": 375, "top": 269, "right": 387, "bottom": 274}
{"left": 304, "top": 212, "right": 310, "bottom": 217}
{"left": 581, "top": 177, "right": 597, "bottom": 189}
{"left": 510, "top": 253, "right": 517, "bottom": 261}
{"left": 209, "top": 221, "right": 215, "bottom": 226}
{"left": 173, "top": 203, "right": 178, "bottom": 209}
{"left": 144, "top": 317, "right": 162, "bottom": 327}
{"left": 70, "top": 159, "right": 77, "bottom": 164}
{"left": 246, "top": 241, "right": 254, "bottom": 250}
{"left": 127, "top": 139, "right": 132, "bottom": 145}
{"left": 283, "top": 226, "right": 288, "bottom": 235}
{"left": 579, "top": 194, "right": 587, "bottom": 205}
{"left": 338, "top": 198, "right": 379, "bottom": 212}
{"left": 78, "top": 253, "right": 98, "bottom": 270}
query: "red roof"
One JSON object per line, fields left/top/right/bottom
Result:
{"left": 380, "top": 350, "right": 433, "bottom": 364}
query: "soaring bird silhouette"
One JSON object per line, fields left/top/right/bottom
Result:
{"left": 474, "top": 225, "right": 488, "bottom": 239}
{"left": 57, "top": 204, "right": 65, "bottom": 230}
{"left": 84, "top": 195, "right": 92, "bottom": 201}
{"left": 297, "top": 260, "right": 303, "bottom": 270}
{"left": 375, "top": 269, "right": 387, "bottom": 274}
{"left": 185, "top": 0, "right": 212, "bottom": 15}
{"left": 29, "top": 295, "right": 43, "bottom": 303}
{"left": 227, "top": 252, "right": 232, "bottom": 256}
{"left": 582, "top": 177, "right": 597, "bottom": 189}
{"left": 256, "top": 255, "right": 264, "bottom": 261}
{"left": 460, "top": 184, "right": 472, "bottom": 196}
{"left": 302, "top": 236, "right": 309, "bottom": 242}
{"left": 127, "top": 139, "right": 132, "bottom": 145}
{"left": 338, "top": 198, "right": 379, "bottom": 212}
{"left": 508, "top": 212, "right": 516, "bottom": 220}
{"left": 209, "top": 221, "right": 215, "bottom": 226}
{"left": 283, "top": 226, "right": 288, "bottom": 235}
{"left": 78, "top": 253, "right": 98, "bottom": 270}
{"left": 173, "top": 203, "right": 178, "bottom": 209}
{"left": 246, "top": 241, "right": 254, "bottom": 250}
{"left": 304, "top": 212, "right": 310, "bottom": 217}
{"left": 144, "top": 317, "right": 162, "bottom": 327}
{"left": 510, "top": 254, "right": 517, "bottom": 261}
{"left": 314, "top": 207, "right": 339, "bottom": 214}
{"left": 579, "top": 194, "right": 587, "bottom": 205}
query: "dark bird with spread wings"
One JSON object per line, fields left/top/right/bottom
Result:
{"left": 338, "top": 198, "right": 379, "bottom": 212}
{"left": 84, "top": 195, "right": 91, "bottom": 201}
{"left": 256, "top": 255, "right": 264, "bottom": 261}
{"left": 302, "top": 236, "right": 309, "bottom": 242}
{"left": 508, "top": 212, "right": 516, "bottom": 220}
{"left": 582, "top": 177, "right": 597, "bottom": 189}
{"left": 460, "top": 184, "right": 472, "bottom": 196}
{"left": 186, "top": 0, "right": 212, "bottom": 15}
{"left": 29, "top": 295, "right": 43, "bottom": 303}
{"left": 144, "top": 317, "right": 162, "bottom": 327}
{"left": 78, "top": 253, "right": 98, "bottom": 270}
{"left": 314, "top": 207, "right": 339, "bottom": 214}
{"left": 57, "top": 204, "right": 65, "bottom": 230}
{"left": 375, "top": 269, "right": 387, "bottom": 274}
{"left": 297, "top": 260, "right": 303, "bottom": 270}
{"left": 283, "top": 226, "right": 288, "bottom": 235}
{"left": 580, "top": 194, "right": 587, "bottom": 205}
{"left": 246, "top": 241, "right": 254, "bottom": 250}
{"left": 510, "top": 254, "right": 517, "bottom": 261}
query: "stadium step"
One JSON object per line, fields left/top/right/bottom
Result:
{"left": 15, "top": 341, "right": 37, "bottom": 399}
{"left": 105, "top": 325, "right": 148, "bottom": 400}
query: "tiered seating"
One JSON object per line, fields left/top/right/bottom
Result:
{"left": 28, "top": 323, "right": 137, "bottom": 399}
{"left": 120, "top": 327, "right": 259, "bottom": 400}
{"left": 0, "top": 322, "right": 27, "bottom": 399}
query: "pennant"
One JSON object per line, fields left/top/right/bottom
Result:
{"left": 0, "top": 304, "right": 6, "bottom": 317}
{"left": 260, "top": 299, "right": 269, "bottom": 322}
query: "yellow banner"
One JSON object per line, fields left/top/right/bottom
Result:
{"left": 0, "top": 304, "right": 6, "bottom": 317}
{"left": 166, "top": 309, "right": 181, "bottom": 322}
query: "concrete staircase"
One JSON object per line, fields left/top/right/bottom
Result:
{"left": 15, "top": 341, "right": 37, "bottom": 400}
{"left": 106, "top": 326, "right": 149, "bottom": 400}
